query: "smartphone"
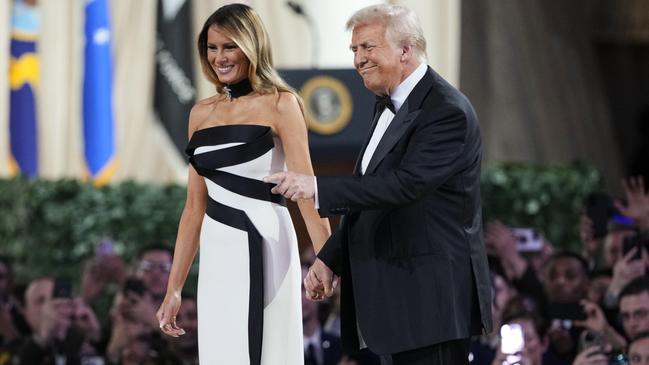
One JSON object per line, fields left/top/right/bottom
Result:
{"left": 548, "top": 301, "right": 588, "bottom": 322}
{"left": 512, "top": 228, "right": 543, "bottom": 252}
{"left": 123, "top": 277, "right": 147, "bottom": 296}
{"left": 501, "top": 323, "right": 524, "bottom": 364}
{"left": 579, "top": 330, "right": 604, "bottom": 352}
{"left": 623, "top": 231, "right": 649, "bottom": 261}
{"left": 584, "top": 193, "right": 614, "bottom": 239}
{"left": 623, "top": 234, "right": 642, "bottom": 261}
{"left": 53, "top": 277, "right": 72, "bottom": 298}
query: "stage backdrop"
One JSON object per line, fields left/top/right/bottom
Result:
{"left": 0, "top": 0, "right": 460, "bottom": 184}
{"left": 280, "top": 69, "right": 374, "bottom": 161}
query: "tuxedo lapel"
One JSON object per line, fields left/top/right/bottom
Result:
{"left": 365, "top": 107, "right": 419, "bottom": 173}
{"left": 352, "top": 103, "right": 382, "bottom": 175}
{"left": 364, "top": 67, "right": 435, "bottom": 174}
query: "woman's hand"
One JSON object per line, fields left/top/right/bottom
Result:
{"left": 156, "top": 291, "right": 185, "bottom": 337}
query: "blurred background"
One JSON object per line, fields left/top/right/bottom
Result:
{"left": 1, "top": 0, "right": 648, "bottom": 301}
{"left": 2, "top": 1, "right": 649, "bottom": 364}
{"left": 3, "top": 0, "right": 647, "bottom": 186}
{"left": 1, "top": 0, "right": 648, "bottom": 292}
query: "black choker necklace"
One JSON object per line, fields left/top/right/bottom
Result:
{"left": 223, "top": 79, "right": 253, "bottom": 100}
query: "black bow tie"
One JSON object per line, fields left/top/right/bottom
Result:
{"left": 375, "top": 95, "right": 395, "bottom": 114}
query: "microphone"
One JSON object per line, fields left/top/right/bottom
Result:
{"left": 285, "top": 1, "right": 319, "bottom": 67}
{"left": 286, "top": 1, "right": 305, "bottom": 16}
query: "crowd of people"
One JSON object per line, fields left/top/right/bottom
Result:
{"left": 6, "top": 1, "right": 648, "bottom": 363}
{"left": 0, "top": 244, "right": 198, "bottom": 365}
{"left": 0, "top": 176, "right": 646, "bottom": 365}
{"left": 471, "top": 176, "right": 649, "bottom": 365}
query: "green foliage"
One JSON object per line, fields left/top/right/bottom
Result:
{"left": 0, "top": 177, "right": 186, "bottom": 282}
{"left": 481, "top": 162, "right": 602, "bottom": 251}
{"left": 0, "top": 162, "right": 601, "bottom": 283}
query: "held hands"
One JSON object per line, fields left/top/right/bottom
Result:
{"left": 303, "top": 259, "right": 338, "bottom": 302}
{"left": 156, "top": 292, "right": 185, "bottom": 337}
{"left": 263, "top": 172, "right": 315, "bottom": 201}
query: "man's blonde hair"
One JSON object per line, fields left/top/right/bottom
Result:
{"left": 346, "top": 4, "right": 427, "bottom": 62}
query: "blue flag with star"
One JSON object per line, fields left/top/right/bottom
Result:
{"left": 83, "top": 0, "right": 116, "bottom": 185}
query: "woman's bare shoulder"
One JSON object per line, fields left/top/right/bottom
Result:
{"left": 263, "top": 91, "right": 299, "bottom": 117}
{"left": 277, "top": 91, "right": 299, "bottom": 106}
{"left": 191, "top": 95, "right": 223, "bottom": 118}
{"left": 188, "top": 95, "right": 220, "bottom": 133}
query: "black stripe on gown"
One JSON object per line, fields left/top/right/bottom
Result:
{"left": 187, "top": 124, "right": 285, "bottom": 365}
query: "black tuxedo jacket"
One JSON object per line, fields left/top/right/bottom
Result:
{"left": 317, "top": 67, "right": 493, "bottom": 355}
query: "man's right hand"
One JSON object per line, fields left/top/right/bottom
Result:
{"left": 304, "top": 259, "right": 337, "bottom": 301}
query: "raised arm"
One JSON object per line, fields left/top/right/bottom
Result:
{"left": 273, "top": 92, "right": 331, "bottom": 253}
{"left": 157, "top": 103, "right": 208, "bottom": 337}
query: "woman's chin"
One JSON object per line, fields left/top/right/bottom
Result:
{"left": 217, "top": 74, "right": 245, "bottom": 85}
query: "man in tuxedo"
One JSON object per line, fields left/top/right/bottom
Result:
{"left": 265, "top": 4, "right": 492, "bottom": 364}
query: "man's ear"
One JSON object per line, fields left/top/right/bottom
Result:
{"left": 400, "top": 45, "right": 413, "bottom": 61}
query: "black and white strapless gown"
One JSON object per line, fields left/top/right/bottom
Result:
{"left": 186, "top": 124, "right": 303, "bottom": 364}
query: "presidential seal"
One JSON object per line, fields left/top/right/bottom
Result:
{"left": 300, "top": 76, "right": 352, "bottom": 135}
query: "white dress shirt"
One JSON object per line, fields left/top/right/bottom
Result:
{"left": 360, "top": 62, "right": 427, "bottom": 174}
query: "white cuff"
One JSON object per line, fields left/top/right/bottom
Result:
{"left": 313, "top": 176, "right": 319, "bottom": 209}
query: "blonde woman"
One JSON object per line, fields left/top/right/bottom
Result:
{"left": 156, "top": 4, "right": 331, "bottom": 364}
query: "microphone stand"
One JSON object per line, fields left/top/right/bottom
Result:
{"left": 286, "top": 1, "right": 320, "bottom": 68}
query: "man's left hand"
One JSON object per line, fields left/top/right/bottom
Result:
{"left": 304, "top": 259, "right": 338, "bottom": 302}
{"left": 264, "top": 171, "right": 315, "bottom": 201}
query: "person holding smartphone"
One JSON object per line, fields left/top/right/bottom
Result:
{"left": 14, "top": 277, "right": 81, "bottom": 364}
{"left": 489, "top": 301, "right": 551, "bottom": 365}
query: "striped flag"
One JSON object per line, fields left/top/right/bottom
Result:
{"left": 8, "top": 0, "right": 40, "bottom": 177}
{"left": 83, "top": 0, "right": 116, "bottom": 186}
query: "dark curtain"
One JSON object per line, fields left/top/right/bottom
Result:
{"left": 460, "top": 0, "right": 625, "bottom": 190}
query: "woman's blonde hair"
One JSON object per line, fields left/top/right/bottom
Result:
{"left": 197, "top": 3, "right": 304, "bottom": 111}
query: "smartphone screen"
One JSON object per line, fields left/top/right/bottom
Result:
{"left": 53, "top": 277, "right": 72, "bottom": 298}
{"left": 585, "top": 193, "right": 613, "bottom": 239}
{"left": 622, "top": 234, "right": 642, "bottom": 261}
{"left": 501, "top": 323, "right": 524, "bottom": 364}
{"left": 512, "top": 228, "right": 543, "bottom": 252}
